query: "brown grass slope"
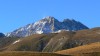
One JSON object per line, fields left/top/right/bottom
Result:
{"left": 5, "top": 33, "right": 57, "bottom": 52}
{"left": 42, "top": 31, "right": 74, "bottom": 52}
{"left": 75, "top": 52, "right": 100, "bottom": 56}
{"left": 56, "top": 42, "right": 100, "bottom": 55}
{"left": 64, "top": 28, "right": 100, "bottom": 49}
{"left": 0, "top": 37, "right": 19, "bottom": 51}
{"left": 43, "top": 27, "right": 100, "bottom": 52}
{"left": 3, "top": 31, "right": 74, "bottom": 52}
{"left": 0, "top": 51, "right": 70, "bottom": 56}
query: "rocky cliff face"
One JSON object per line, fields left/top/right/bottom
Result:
{"left": 6, "top": 16, "right": 89, "bottom": 37}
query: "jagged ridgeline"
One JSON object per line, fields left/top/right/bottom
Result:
{"left": 6, "top": 16, "right": 89, "bottom": 37}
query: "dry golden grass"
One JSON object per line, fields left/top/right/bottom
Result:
{"left": 75, "top": 52, "right": 100, "bottom": 56}
{"left": 0, "top": 51, "right": 100, "bottom": 56}
{"left": 0, "top": 51, "right": 70, "bottom": 56}
{"left": 56, "top": 42, "right": 100, "bottom": 55}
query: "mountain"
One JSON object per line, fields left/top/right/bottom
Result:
{"left": 0, "top": 37, "right": 19, "bottom": 51}
{"left": 0, "top": 33, "right": 5, "bottom": 38}
{"left": 42, "top": 27, "right": 100, "bottom": 52}
{"left": 6, "top": 16, "right": 89, "bottom": 37}
{"left": 1, "top": 27, "right": 100, "bottom": 52}
{"left": 1, "top": 32, "right": 74, "bottom": 51}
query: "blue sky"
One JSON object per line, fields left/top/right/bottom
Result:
{"left": 0, "top": 0, "right": 100, "bottom": 33}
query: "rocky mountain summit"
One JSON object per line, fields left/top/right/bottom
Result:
{"left": 6, "top": 16, "right": 89, "bottom": 37}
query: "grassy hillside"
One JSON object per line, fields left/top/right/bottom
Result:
{"left": 42, "top": 31, "right": 74, "bottom": 52}
{"left": 0, "top": 51, "right": 70, "bottom": 56}
{"left": 56, "top": 42, "right": 100, "bottom": 55}
{"left": 0, "top": 51, "right": 100, "bottom": 56}
{"left": 0, "top": 37, "right": 19, "bottom": 51}
{"left": 75, "top": 52, "right": 100, "bottom": 56}
{"left": 5, "top": 31, "right": 75, "bottom": 52}
{"left": 5, "top": 34, "right": 56, "bottom": 51}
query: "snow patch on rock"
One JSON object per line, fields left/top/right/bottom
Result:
{"left": 13, "top": 39, "right": 21, "bottom": 44}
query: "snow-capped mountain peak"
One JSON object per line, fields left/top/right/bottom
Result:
{"left": 6, "top": 16, "right": 89, "bottom": 37}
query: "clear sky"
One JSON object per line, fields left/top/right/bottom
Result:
{"left": 0, "top": 0, "right": 100, "bottom": 33}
